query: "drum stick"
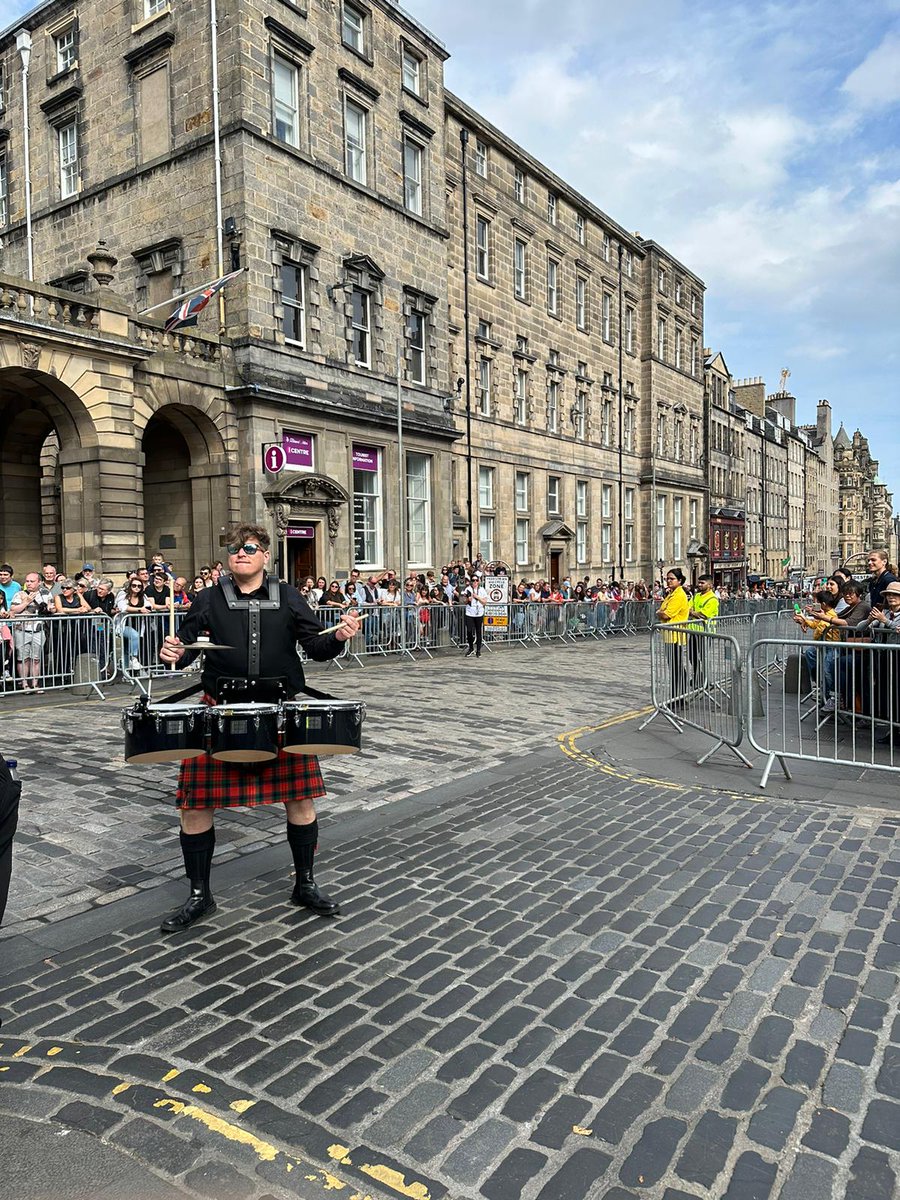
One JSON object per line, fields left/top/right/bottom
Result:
{"left": 317, "top": 613, "right": 370, "bottom": 635}
{"left": 168, "top": 583, "right": 176, "bottom": 670}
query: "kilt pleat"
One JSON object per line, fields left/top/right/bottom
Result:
{"left": 177, "top": 751, "right": 326, "bottom": 809}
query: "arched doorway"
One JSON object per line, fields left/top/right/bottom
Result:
{"left": 0, "top": 367, "right": 97, "bottom": 573}
{"left": 140, "top": 403, "right": 231, "bottom": 577}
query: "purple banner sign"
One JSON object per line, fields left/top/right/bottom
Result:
{"left": 282, "top": 430, "right": 313, "bottom": 468}
{"left": 353, "top": 444, "right": 379, "bottom": 472}
{"left": 286, "top": 525, "right": 315, "bottom": 539}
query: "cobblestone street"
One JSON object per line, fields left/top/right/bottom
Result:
{"left": 2, "top": 639, "right": 900, "bottom": 1200}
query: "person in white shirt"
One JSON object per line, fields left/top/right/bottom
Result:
{"left": 464, "top": 573, "right": 489, "bottom": 658}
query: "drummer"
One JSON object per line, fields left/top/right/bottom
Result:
{"left": 158, "top": 523, "right": 360, "bottom": 933}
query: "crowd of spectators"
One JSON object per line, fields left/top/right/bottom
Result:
{"left": 0, "top": 547, "right": 896, "bottom": 691}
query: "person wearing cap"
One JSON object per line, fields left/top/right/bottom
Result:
{"left": 868, "top": 580, "right": 900, "bottom": 632}
{"left": 80, "top": 563, "right": 98, "bottom": 590}
{"left": 464, "top": 572, "right": 488, "bottom": 658}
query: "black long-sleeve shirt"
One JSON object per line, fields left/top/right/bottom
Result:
{"left": 175, "top": 576, "right": 342, "bottom": 695}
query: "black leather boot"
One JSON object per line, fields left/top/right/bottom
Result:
{"left": 160, "top": 827, "right": 217, "bottom": 933}
{"left": 287, "top": 820, "right": 339, "bottom": 916}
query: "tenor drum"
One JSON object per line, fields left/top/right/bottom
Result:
{"left": 281, "top": 699, "right": 364, "bottom": 756}
{"left": 122, "top": 703, "right": 207, "bottom": 764}
{"left": 209, "top": 703, "right": 279, "bottom": 763}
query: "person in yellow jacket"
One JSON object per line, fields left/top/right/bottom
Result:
{"left": 688, "top": 574, "right": 719, "bottom": 686}
{"left": 657, "top": 567, "right": 690, "bottom": 700}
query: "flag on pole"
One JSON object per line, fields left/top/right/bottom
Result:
{"left": 163, "top": 267, "right": 243, "bottom": 333}
{"left": 781, "top": 556, "right": 792, "bottom": 567}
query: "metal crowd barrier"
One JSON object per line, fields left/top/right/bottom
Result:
{"left": 0, "top": 594, "right": 659, "bottom": 699}
{"left": 0, "top": 613, "right": 116, "bottom": 699}
{"left": 748, "top": 631, "right": 900, "bottom": 786}
{"left": 640, "top": 625, "right": 751, "bottom": 766}
{"left": 118, "top": 609, "right": 189, "bottom": 694}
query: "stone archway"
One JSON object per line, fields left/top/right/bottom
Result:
{"left": 0, "top": 365, "right": 100, "bottom": 573}
{"left": 140, "top": 402, "right": 232, "bottom": 576}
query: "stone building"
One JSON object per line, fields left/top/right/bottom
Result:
{"left": 798, "top": 400, "right": 839, "bottom": 578}
{"left": 0, "top": 0, "right": 458, "bottom": 579}
{"left": 835, "top": 427, "right": 894, "bottom": 567}
{"left": 443, "top": 92, "right": 653, "bottom": 585}
{"left": 704, "top": 350, "right": 746, "bottom": 586}
{"left": 639, "top": 242, "right": 706, "bottom": 581}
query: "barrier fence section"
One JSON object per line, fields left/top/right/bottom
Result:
{"left": 0, "top": 595, "right": 658, "bottom": 698}
{"left": 747, "top": 632, "right": 900, "bottom": 787}
{"left": 640, "top": 626, "right": 750, "bottom": 766}
{"left": 118, "top": 610, "right": 189, "bottom": 694}
{"left": 0, "top": 613, "right": 116, "bottom": 698}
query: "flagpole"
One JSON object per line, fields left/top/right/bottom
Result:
{"left": 138, "top": 267, "right": 246, "bottom": 317}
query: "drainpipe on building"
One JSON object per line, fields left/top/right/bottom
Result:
{"left": 15, "top": 30, "right": 34, "bottom": 287}
{"left": 459, "top": 126, "right": 474, "bottom": 564}
{"left": 396, "top": 343, "right": 407, "bottom": 574}
{"left": 209, "top": 0, "right": 226, "bottom": 328}
{"left": 617, "top": 243, "right": 625, "bottom": 582}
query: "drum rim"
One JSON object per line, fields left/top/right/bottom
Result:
{"left": 283, "top": 700, "right": 364, "bottom": 710}
{"left": 214, "top": 702, "right": 280, "bottom": 714}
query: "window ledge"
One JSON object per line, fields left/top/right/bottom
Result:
{"left": 341, "top": 41, "right": 374, "bottom": 68}
{"left": 131, "top": 6, "right": 172, "bottom": 35}
{"left": 46, "top": 64, "right": 79, "bottom": 88}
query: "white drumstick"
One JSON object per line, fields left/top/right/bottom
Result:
{"left": 317, "top": 612, "right": 370, "bottom": 636}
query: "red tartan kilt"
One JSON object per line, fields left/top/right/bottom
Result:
{"left": 176, "top": 751, "right": 326, "bottom": 810}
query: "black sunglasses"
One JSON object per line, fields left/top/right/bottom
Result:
{"left": 227, "top": 542, "right": 263, "bottom": 556}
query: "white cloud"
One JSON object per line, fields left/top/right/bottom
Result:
{"left": 841, "top": 30, "right": 900, "bottom": 110}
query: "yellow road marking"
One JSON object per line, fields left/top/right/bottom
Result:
{"left": 359, "top": 1165, "right": 431, "bottom": 1199}
{"left": 46, "top": 1047, "right": 64, "bottom": 1057}
{"left": 112, "top": 1082, "right": 131, "bottom": 1095}
{"left": 557, "top": 708, "right": 771, "bottom": 803}
{"left": 229, "top": 1099, "right": 255, "bottom": 1113}
{"left": 153, "top": 1098, "right": 278, "bottom": 1162}
{"left": 0, "top": 1066, "right": 9, "bottom": 1072}
{"left": 161, "top": 1069, "right": 180, "bottom": 1082}
{"left": 329, "top": 1144, "right": 353, "bottom": 1165}
{"left": 192, "top": 1083, "right": 212, "bottom": 1093}
{"left": 12, "top": 1046, "right": 32, "bottom": 1057}
{"left": 572, "top": 1125, "right": 593, "bottom": 1136}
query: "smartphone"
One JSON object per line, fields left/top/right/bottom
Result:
{"left": 793, "top": 603, "right": 802, "bottom": 614}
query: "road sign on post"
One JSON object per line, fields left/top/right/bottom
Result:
{"left": 263, "top": 443, "right": 287, "bottom": 474}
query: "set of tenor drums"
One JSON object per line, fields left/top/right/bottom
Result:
{"left": 122, "top": 699, "right": 365, "bottom": 765}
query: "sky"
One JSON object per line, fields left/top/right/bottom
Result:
{"left": 404, "top": 0, "right": 900, "bottom": 499}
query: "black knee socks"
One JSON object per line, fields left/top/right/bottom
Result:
{"left": 287, "top": 818, "right": 317, "bottom": 880}
{"left": 180, "top": 827, "right": 215, "bottom": 894}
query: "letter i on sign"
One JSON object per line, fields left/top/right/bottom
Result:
{"left": 263, "top": 444, "right": 287, "bottom": 474}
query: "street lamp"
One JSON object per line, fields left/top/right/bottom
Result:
{"left": 656, "top": 558, "right": 665, "bottom": 585}
{"left": 15, "top": 29, "right": 34, "bottom": 285}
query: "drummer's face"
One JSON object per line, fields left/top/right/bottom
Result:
{"left": 229, "top": 542, "right": 269, "bottom": 577}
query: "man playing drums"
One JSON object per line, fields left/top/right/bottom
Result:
{"left": 158, "top": 523, "right": 360, "bottom": 933}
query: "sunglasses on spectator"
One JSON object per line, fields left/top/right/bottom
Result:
{"left": 62, "top": 585, "right": 74, "bottom": 590}
{"left": 227, "top": 542, "right": 263, "bottom": 556}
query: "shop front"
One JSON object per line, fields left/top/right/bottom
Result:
{"left": 709, "top": 510, "right": 746, "bottom": 588}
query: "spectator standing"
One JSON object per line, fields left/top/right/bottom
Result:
{"left": 320, "top": 581, "right": 346, "bottom": 610}
{"left": 658, "top": 567, "right": 691, "bottom": 698}
{"left": 117, "top": 579, "right": 150, "bottom": 671}
{"left": 867, "top": 550, "right": 897, "bottom": 611}
{"left": 464, "top": 573, "right": 488, "bottom": 658}
{"left": 41, "top": 564, "right": 62, "bottom": 597}
{"left": 794, "top": 589, "right": 841, "bottom": 709}
{"left": 0, "top": 565, "right": 18, "bottom": 610}
{"left": 146, "top": 569, "right": 173, "bottom": 611}
{"left": 8, "top": 574, "right": 52, "bottom": 690}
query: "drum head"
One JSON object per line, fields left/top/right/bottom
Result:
{"left": 283, "top": 742, "right": 359, "bottom": 757}
{"left": 210, "top": 748, "right": 278, "bottom": 763}
{"left": 126, "top": 747, "right": 207, "bottom": 764}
